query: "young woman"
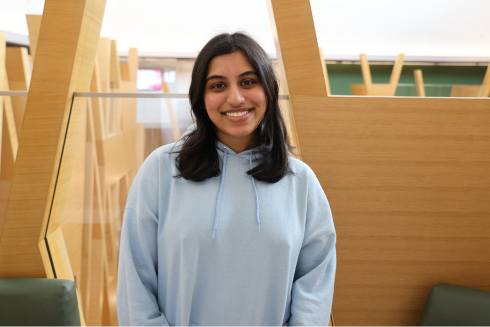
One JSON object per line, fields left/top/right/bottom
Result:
{"left": 117, "top": 32, "right": 336, "bottom": 326}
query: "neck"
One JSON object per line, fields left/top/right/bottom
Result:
{"left": 216, "top": 130, "right": 256, "bottom": 154}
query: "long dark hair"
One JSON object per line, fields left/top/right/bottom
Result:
{"left": 175, "top": 32, "right": 292, "bottom": 183}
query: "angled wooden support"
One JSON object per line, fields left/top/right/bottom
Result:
{"left": 414, "top": 69, "right": 426, "bottom": 97}
{"left": 0, "top": 0, "right": 107, "bottom": 278}
{"left": 26, "top": 15, "right": 42, "bottom": 63}
{"left": 319, "top": 47, "right": 331, "bottom": 95}
{"left": 267, "top": 0, "right": 328, "bottom": 158}
{"left": 162, "top": 82, "right": 181, "bottom": 142}
{"left": 450, "top": 61, "right": 490, "bottom": 98}
{"left": 5, "top": 47, "right": 31, "bottom": 137}
{"left": 351, "top": 53, "right": 405, "bottom": 96}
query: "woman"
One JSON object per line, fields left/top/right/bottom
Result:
{"left": 117, "top": 32, "right": 336, "bottom": 326}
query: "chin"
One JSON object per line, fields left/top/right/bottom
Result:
{"left": 224, "top": 126, "right": 256, "bottom": 139}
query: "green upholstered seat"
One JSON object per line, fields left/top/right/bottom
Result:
{"left": 420, "top": 283, "right": 490, "bottom": 326}
{"left": 0, "top": 278, "right": 80, "bottom": 326}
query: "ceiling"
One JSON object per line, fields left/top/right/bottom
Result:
{"left": 1, "top": 0, "right": 489, "bottom": 61}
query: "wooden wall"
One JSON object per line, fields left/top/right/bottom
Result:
{"left": 268, "top": 0, "right": 490, "bottom": 325}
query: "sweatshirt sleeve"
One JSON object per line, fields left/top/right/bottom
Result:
{"left": 117, "top": 151, "right": 170, "bottom": 326}
{"left": 289, "top": 168, "right": 337, "bottom": 326}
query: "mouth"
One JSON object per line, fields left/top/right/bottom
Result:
{"left": 223, "top": 108, "right": 253, "bottom": 117}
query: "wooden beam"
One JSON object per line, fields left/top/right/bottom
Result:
{"left": 389, "top": 54, "right": 405, "bottom": 86}
{"left": 319, "top": 47, "right": 331, "bottom": 96}
{"left": 414, "top": 69, "right": 426, "bottom": 97}
{"left": 5, "top": 47, "right": 30, "bottom": 138}
{"left": 266, "top": 0, "right": 327, "bottom": 97}
{"left": 26, "top": 15, "right": 42, "bottom": 63}
{"left": 0, "top": 0, "right": 107, "bottom": 278}
{"left": 479, "top": 62, "right": 490, "bottom": 98}
{"left": 360, "top": 53, "right": 372, "bottom": 86}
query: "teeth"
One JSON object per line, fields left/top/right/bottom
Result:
{"left": 225, "top": 110, "right": 249, "bottom": 117}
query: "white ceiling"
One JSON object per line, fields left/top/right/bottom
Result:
{"left": 1, "top": 0, "right": 489, "bottom": 61}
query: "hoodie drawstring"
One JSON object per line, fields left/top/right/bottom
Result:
{"left": 212, "top": 147, "right": 228, "bottom": 238}
{"left": 212, "top": 148, "right": 261, "bottom": 238}
{"left": 250, "top": 152, "right": 261, "bottom": 233}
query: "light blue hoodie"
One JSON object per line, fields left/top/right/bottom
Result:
{"left": 117, "top": 125, "right": 336, "bottom": 326}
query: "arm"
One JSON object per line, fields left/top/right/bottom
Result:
{"left": 289, "top": 169, "right": 337, "bottom": 326}
{"left": 117, "top": 152, "right": 170, "bottom": 326}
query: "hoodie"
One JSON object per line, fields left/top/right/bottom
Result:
{"left": 117, "top": 125, "right": 336, "bottom": 326}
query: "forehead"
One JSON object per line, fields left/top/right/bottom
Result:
{"left": 207, "top": 51, "right": 255, "bottom": 77}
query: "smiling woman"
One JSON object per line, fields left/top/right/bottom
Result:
{"left": 116, "top": 32, "right": 337, "bottom": 326}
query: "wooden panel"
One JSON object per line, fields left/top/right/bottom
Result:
{"left": 291, "top": 95, "right": 490, "bottom": 326}
{"left": 0, "top": 0, "right": 107, "bottom": 278}
{"left": 26, "top": 15, "right": 42, "bottom": 63}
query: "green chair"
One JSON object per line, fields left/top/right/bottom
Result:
{"left": 0, "top": 278, "right": 80, "bottom": 326}
{"left": 420, "top": 283, "right": 490, "bottom": 326}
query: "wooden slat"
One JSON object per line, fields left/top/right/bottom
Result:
{"left": 5, "top": 47, "right": 30, "bottom": 138}
{"left": 319, "top": 47, "right": 331, "bottom": 95}
{"left": 26, "top": 15, "right": 42, "bottom": 63}
{"left": 360, "top": 53, "right": 372, "bottom": 86}
{"left": 0, "top": 0, "right": 107, "bottom": 278}
{"left": 389, "top": 54, "right": 405, "bottom": 86}
{"left": 478, "top": 62, "right": 490, "bottom": 97}
{"left": 162, "top": 81, "right": 181, "bottom": 142}
{"left": 414, "top": 69, "right": 426, "bottom": 97}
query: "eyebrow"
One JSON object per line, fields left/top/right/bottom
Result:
{"left": 205, "top": 71, "right": 258, "bottom": 83}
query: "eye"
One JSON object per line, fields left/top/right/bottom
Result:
{"left": 241, "top": 80, "right": 255, "bottom": 86}
{"left": 211, "top": 83, "right": 226, "bottom": 89}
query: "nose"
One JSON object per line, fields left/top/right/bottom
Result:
{"left": 227, "top": 85, "right": 245, "bottom": 107}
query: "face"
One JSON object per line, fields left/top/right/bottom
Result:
{"left": 204, "top": 51, "right": 267, "bottom": 152}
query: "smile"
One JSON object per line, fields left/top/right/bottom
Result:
{"left": 224, "top": 109, "right": 252, "bottom": 117}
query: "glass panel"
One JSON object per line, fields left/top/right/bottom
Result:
{"left": 44, "top": 95, "right": 193, "bottom": 325}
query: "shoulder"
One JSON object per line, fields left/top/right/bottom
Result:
{"left": 136, "top": 141, "right": 184, "bottom": 181}
{"left": 288, "top": 155, "right": 315, "bottom": 179}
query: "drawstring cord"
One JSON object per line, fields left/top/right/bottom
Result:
{"left": 250, "top": 152, "right": 261, "bottom": 233}
{"left": 212, "top": 147, "right": 261, "bottom": 238}
{"left": 212, "top": 147, "right": 228, "bottom": 238}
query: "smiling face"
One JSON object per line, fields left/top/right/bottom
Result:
{"left": 204, "top": 50, "right": 267, "bottom": 153}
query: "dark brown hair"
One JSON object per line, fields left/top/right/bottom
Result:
{"left": 175, "top": 32, "right": 292, "bottom": 183}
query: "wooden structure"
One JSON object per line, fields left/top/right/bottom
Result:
{"left": 450, "top": 62, "right": 490, "bottom": 97}
{"left": 267, "top": 0, "right": 490, "bottom": 325}
{"left": 350, "top": 53, "right": 405, "bottom": 96}
{"left": 0, "top": 2, "right": 145, "bottom": 325}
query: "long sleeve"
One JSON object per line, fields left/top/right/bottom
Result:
{"left": 117, "top": 152, "right": 169, "bottom": 326}
{"left": 289, "top": 169, "right": 337, "bottom": 326}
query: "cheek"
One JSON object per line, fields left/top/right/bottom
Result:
{"left": 204, "top": 94, "right": 222, "bottom": 113}
{"left": 251, "top": 89, "right": 267, "bottom": 111}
